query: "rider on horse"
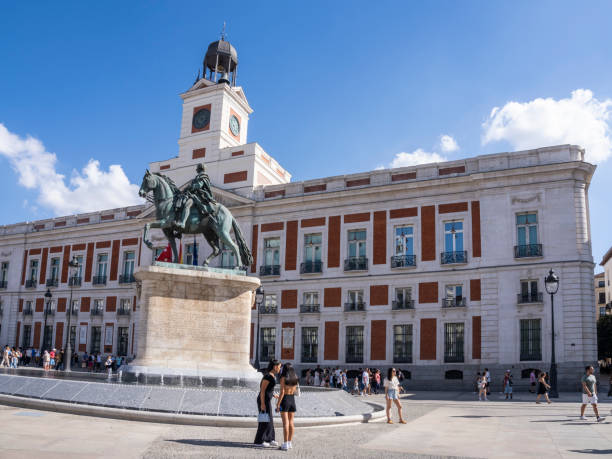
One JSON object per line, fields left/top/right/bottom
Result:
{"left": 176, "top": 163, "right": 218, "bottom": 229}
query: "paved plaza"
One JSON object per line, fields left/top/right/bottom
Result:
{"left": 0, "top": 391, "right": 610, "bottom": 458}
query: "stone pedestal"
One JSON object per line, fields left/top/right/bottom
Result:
{"left": 124, "top": 264, "right": 260, "bottom": 388}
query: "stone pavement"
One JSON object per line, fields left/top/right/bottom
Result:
{"left": 0, "top": 391, "right": 610, "bottom": 458}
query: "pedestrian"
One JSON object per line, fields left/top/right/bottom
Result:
{"left": 362, "top": 368, "right": 370, "bottom": 396}
{"left": 105, "top": 355, "right": 113, "bottom": 377}
{"left": 503, "top": 370, "right": 513, "bottom": 400}
{"left": 384, "top": 368, "right": 407, "bottom": 424}
{"left": 1, "top": 345, "right": 10, "bottom": 367}
{"left": 529, "top": 370, "right": 537, "bottom": 393}
{"left": 341, "top": 370, "right": 348, "bottom": 392}
{"left": 608, "top": 372, "right": 612, "bottom": 398}
{"left": 478, "top": 374, "right": 488, "bottom": 401}
{"left": 373, "top": 369, "right": 381, "bottom": 395}
{"left": 474, "top": 372, "right": 481, "bottom": 393}
{"left": 277, "top": 363, "right": 299, "bottom": 451}
{"left": 484, "top": 368, "right": 491, "bottom": 395}
{"left": 535, "top": 371, "right": 551, "bottom": 404}
{"left": 580, "top": 365, "right": 605, "bottom": 422}
{"left": 42, "top": 350, "right": 50, "bottom": 371}
{"left": 352, "top": 377, "right": 360, "bottom": 395}
{"left": 254, "top": 359, "right": 281, "bottom": 448}
{"left": 313, "top": 368, "right": 320, "bottom": 387}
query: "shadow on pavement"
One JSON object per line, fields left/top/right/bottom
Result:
{"left": 567, "top": 449, "right": 612, "bottom": 455}
{"left": 167, "top": 439, "right": 262, "bottom": 449}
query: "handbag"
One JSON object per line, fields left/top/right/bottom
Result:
{"left": 257, "top": 412, "right": 270, "bottom": 423}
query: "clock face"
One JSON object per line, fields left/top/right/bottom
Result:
{"left": 229, "top": 115, "right": 240, "bottom": 136}
{"left": 193, "top": 108, "right": 211, "bottom": 130}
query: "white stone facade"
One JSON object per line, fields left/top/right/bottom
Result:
{"left": 0, "top": 68, "right": 598, "bottom": 390}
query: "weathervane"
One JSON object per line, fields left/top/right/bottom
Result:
{"left": 221, "top": 21, "right": 226, "bottom": 41}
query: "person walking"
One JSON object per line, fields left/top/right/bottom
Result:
{"left": 478, "top": 374, "right": 488, "bottom": 401}
{"left": 384, "top": 368, "right": 407, "bottom": 424}
{"left": 474, "top": 372, "right": 481, "bottom": 394}
{"left": 529, "top": 370, "right": 537, "bottom": 393}
{"left": 1, "top": 346, "right": 10, "bottom": 367}
{"left": 276, "top": 363, "right": 299, "bottom": 451}
{"left": 535, "top": 372, "right": 551, "bottom": 404}
{"left": 105, "top": 355, "right": 113, "bottom": 377}
{"left": 484, "top": 368, "right": 491, "bottom": 396}
{"left": 42, "top": 350, "right": 50, "bottom": 372}
{"left": 580, "top": 365, "right": 605, "bottom": 422}
{"left": 503, "top": 370, "right": 513, "bottom": 400}
{"left": 254, "top": 359, "right": 281, "bottom": 448}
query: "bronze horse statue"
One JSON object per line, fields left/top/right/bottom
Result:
{"left": 138, "top": 170, "right": 252, "bottom": 268}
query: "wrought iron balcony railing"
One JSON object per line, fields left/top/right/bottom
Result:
{"left": 260, "top": 306, "right": 278, "bottom": 314}
{"left": 514, "top": 244, "right": 543, "bottom": 258}
{"left": 300, "top": 261, "right": 323, "bottom": 274}
{"left": 69, "top": 306, "right": 79, "bottom": 315}
{"left": 92, "top": 275, "right": 107, "bottom": 285}
{"left": 46, "top": 278, "right": 58, "bottom": 287}
{"left": 300, "top": 304, "right": 320, "bottom": 313}
{"left": 441, "top": 251, "right": 468, "bottom": 265}
{"left": 392, "top": 299, "right": 415, "bottom": 310}
{"left": 23, "top": 307, "right": 33, "bottom": 316}
{"left": 344, "top": 302, "right": 366, "bottom": 312}
{"left": 69, "top": 276, "right": 82, "bottom": 287}
{"left": 44, "top": 307, "right": 55, "bottom": 316}
{"left": 117, "top": 307, "right": 131, "bottom": 316}
{"left": 259, "top": 265, "right": 281, "bottom": 276}
{"left": 25, "top": 279, "right": 37, "bottom": 288}
{"left": 344, "top": 257, "right": 368, "bottom": 271}
{"left": 90, "top": 307, "right": 104, "bottom": 317}
{"left": 442, "top": 297, "right": 467, "bottom": 308}
{"left": 391, "top": 255, "right": 416, "bottom": 268}
{"left": 517, "top": 293, "right": 543, "bottom": 304}
{"left": 119, "top": 274, "right": 135, "bottom": 284}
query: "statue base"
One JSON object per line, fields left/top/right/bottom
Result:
{"left": 123, "top": 264, "right": 261, "bottom": 389}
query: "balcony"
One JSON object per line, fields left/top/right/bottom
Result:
{"left": 391, "top": 254, "right": 416, "bottom": 268}
{"left": 44, "top": 307, "right": 55, "bottom": 316}
{"left": 259, "top": 265, "right": 280, "bottom": 276}
{"left": 260, "top": 305, "right": 278, "bottom": 314}
{"left": 119, "top": 274, "right": 135, "bottom": 284}
{"left": 441, "top": 251, "right": 468, "bottom": 265}
{"left": 46, "top": 278, "right": 58, "bottom": 287}
{"left": 344, "top": 257, "right": 368, "bottom": 272}
{"left": 68, "top": 306, "right": 79, "bottom": 316}
{"left": 117, "top": 307, "right": 131, "bottom": 316}
{"left": 92, "top": 275, "right": 107, "bottom": 285}
{"left": 90, "top": 308, "right": 104, "bottom": 317}
{"left": 300, "top": 304, "right": 320, "bottom": 314}
{"left": 517, "top": 293, "right": 543, "bottom": 304}
{"left": 442, "top": 297, "right": 467, "bottom": 308}
{"left": 69, "top": 276, "right": 82, "bottom": 287}
{"left": 300, "top": 261, "right": 323, "bottom": 274}
{"left": 514, "top": 244, "right": 543, "bottom": 258}
{"left": 0, "top": 280, "right": 7, "bottom": 289}
{"left": 25, "top": 279, "right": 37, "bottom": 288}
{"left": 344, "top": 302, "right": 366, "bottom": 312}
{"left": 392, "top": 299, "right": 415, "bottom": 310}
{"left": 23, "top": 307, "right": 33, "bottom": 316}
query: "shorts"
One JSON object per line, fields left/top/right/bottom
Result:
{"left": 387, "top": 388, "right": 399, "bottom": 400}
{"left": 582, "top": 394, "right": 598, "bottom": 405}
{"left": 279, "top": 394, "right": 296, "bottom": 412}
{"left": 504, "top": 386, "right": 513, "bottom": 394}
{"left": 50, "top": 359, "right": 55, "bottom": 366}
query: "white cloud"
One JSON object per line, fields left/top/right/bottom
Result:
{"left": 0, "top": 123, "right": 143, "bottom": 216}
{"left": 389, "top": 148, "right": 447, "bottom": 168}
{"left": 439, "top": 134, "right": 459, "bottom": 152}
{"left": 482, "top": 89, "right": 612, "bottom": 163}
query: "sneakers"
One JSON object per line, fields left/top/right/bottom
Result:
{"left": 269, "top": 441, "right": 279, "bottom": 447}
{"left": 597, "top": 417, "right": 605, "bottom": 422}
{"left": 280, "top": 442, "right": 289, "bottom": 451}
{"left": 288, "top": 441, "right": 293, "bottom": 449}
{"left": 260, "top": 442, "right": 271, "bottom": 448}
{"left": 580, "top": 416, "right": 588, "bottom": 420}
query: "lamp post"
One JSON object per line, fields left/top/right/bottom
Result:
{"left": 253, "top": 286, "right": 264, "bottom": 371}
{"left": 41, "top": 288, "right": 53, "bottom": 358}
{"left": 64, "top": 257, "right": 80, "bottom": 372}
{"left": 544, "top": 269, "right": 560, "bottom": 398}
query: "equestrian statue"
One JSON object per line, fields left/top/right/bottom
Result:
{"left": 138, "top": 163, "right": 253, "bottom": 269}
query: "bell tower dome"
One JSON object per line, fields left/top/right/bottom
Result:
{"left": 203, "top": 37, "right": 238, "bottom": 86}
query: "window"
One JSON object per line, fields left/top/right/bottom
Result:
{"left": 69, "top": 326, "right": 77, "bottom": 349}
{"left": 29, "top": 259, "right": 39, "bottom": 281}
{"left": 263, "top": 294, "right": 277, "bottom": 313}
{"left": 117, "top": 327, "right": 129, "bottom": 356}
{"left": 304, "top": 233, "right": 322, "bottom": 262}
{"left": 70, "top": 299, "right": 79, "bottom": 315}
{"left": 444, "top": 323, "right": 465, "bottom": 362}
{"left": 519, "top": 280, "right": 541, "bottom": 303}
{"left": 394, "top": 287, "right": 413, "bottom": 309}
{"left": 22, "top": 325, "right": 31, "bottom": 347}
{"left": 598, "top": 280, "right": 605, "bottom": 288}
{"left": 49, "top": 257, "right": 60, "bottom": 281}
{"left": 119, "top": 298, "right": 131, "bottom": 314}
{"left": 598, "top": 292, "right": 606, "bottom": 304}
{"left": 393, "top": 324, "right": 413, "bottom": 363}
{"left": 74, "top": 255, "right": 83, "bottom": 278}
{"left": 24, "top": 300, "right": 33, "bottom": 314}
{"left": 93, "top": 298, "right": 104, "bottom": 315}
{"left": 600, "top": 307, "right": 606, "bottom": 316}
{"left": 123, "top": 252, "right": 135, "bottom": 277}
{"left": 260, "top": 327, "right": 276, "bottom": 361}
{"left": 0, "top": 262, "right": 8, "bottom": 285}
{"left": 263, "top": 238, "right": 280, "bottom": 266}
{"left": 90, "top": 326, "right": 102, "bottom": 353}
{"left": 515, "top": 213, "right": 541, "bottom": 257}
{"left": 346, "top": 326, "right": 364, "bottom": 363}
{"left": 220, "top": 243, "right": 236, "bottom": 268}
{"left": 185, "top": 243, "right": 198, "bottom": 265}
{"left": 520, "top": 319, "right": 541, "bottom": 361}
{"left": 301, "top": 327, "right": 318, "bottom": 363}
{"left": 96, "top": 254, "right": 108, "bottom": 277}
{"left": 442, "top": 221, "right": 465, "bottom": 263}
{"left": 347, "top": 230, "right": 366, "bottom": 258}
{"left": 345, "top": 290, "right": 364, "bottom": 311}
{"left": 301, "top": 292, "right": 319, "bottom": 313}
{"left": 444, "top": 285, "right": 464, "bottom": 307}
{"left": 395, "top": 226, "right": 414, "bottom": 256}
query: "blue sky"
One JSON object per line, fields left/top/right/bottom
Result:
{"left": 0, "top": 1, "right": 611, "bottom": 269}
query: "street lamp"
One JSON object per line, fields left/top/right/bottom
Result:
{"left": 41, "top": 288, "right": 53, "bottom": 358}
{"left": 253, "top": 286, "right": 264, "bottom": 371}
{"left": 544, "top": 269, "right": 560, "bottom": 398}
{"left": 64, "top": 256, "right": 80, "bottom": 372}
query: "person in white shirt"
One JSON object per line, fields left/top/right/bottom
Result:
{"left": 384, "top": 368, "right": 406, "bottom": 424}
{"left": 361, "top": 369, "right": 370, "bottom": 396}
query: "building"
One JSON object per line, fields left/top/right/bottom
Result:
{"left": 0, "top": 38, "right": 598, "bottom": 389}
{"left": 599, "top": 246, "right": 612, "bottom": 318}
{"left": 595, "top": 272, "right": 608, "bottom": 319}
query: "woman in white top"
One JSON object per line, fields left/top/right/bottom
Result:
{"left": 384, "top": 368, "right": 406, "bottom": 424}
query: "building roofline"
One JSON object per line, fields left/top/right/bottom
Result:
{"left": 601, "top": 246, "right": 612, "bottom": 266}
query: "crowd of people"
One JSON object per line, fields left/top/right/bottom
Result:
{"left": 302, "top": 366, "right": 407, "bottom": 396}
{"left": 0, "top": 345, "right": 126, "bottom": 375}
